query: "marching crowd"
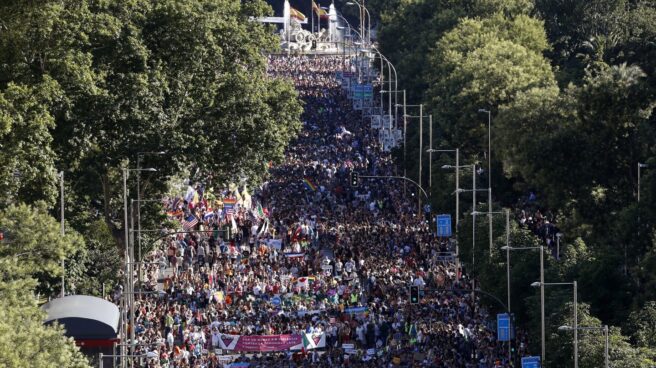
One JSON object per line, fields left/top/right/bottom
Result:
{"left": 119, "top": 54, "right": 528, "bottom": 367}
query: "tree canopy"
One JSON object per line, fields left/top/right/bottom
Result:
{"left": 0, "top": 0, "right": 300, "bottom": 364}
{"left": 375, "top": 0, "right": 656, "bottom": 364}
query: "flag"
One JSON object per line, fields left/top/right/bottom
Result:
{"left": 166, "top": 210, "right": 183, "bottom": 218}
{"left": 183, "top": 215, "right": 199, "bottom": 230}
{"left": 223, "top": 197, "right": 237, "bottom": 215}
{"left": 230, "top": 215, "right": 238, "bottom": 233}
{"left": 303, "top": 177, "right": 317, "bottom": 191}
{"left": 257, "top": 219, "right": 269, "bottom": 237}
{"left": 312, "top": 2, "right": 328, "bottom": 19}
{"left": 290, "top": 7, "right": 306, "bottom": 21}
{"left": 256, "top": 203, "right": 265, "bottom": 218}
{"left": 241, "top": 187, "right": 252, "bottom": 208}
{"left": 284, "top": 252, "right": 305, "bottom": 258}
{"left": 184, "top": 186, "right": 196, "bottom": 203}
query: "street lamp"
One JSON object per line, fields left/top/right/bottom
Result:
{"left": 475, "top": 209, "right": 512, "bottom": 364}
{"left": 426, "top": 149, "right": 460, "bottom": 228}
{"left": 58, "top": 170, "right": 65, "bottom": 298}
{"left": 136, "top": 151, "right": 165, "bottom": 287}
{"left": 638, "top": 163, "right": 648, "bottom": 202}
{"left": 335, "top": 25, "right": 352, "bottom": 71}
{"left": 478, "top": 108, "right": 493, "bottom": 259}
{"left": 532, "top": 280, "right": 578, "bottom": 368}
{"left": 121, "top": 166, "right": 156, "bottom": 368}
{"left": 131, "top": 198, "right": 163, "bottom": 287}
{"left": 346, "top": 1, "right": 371, "bottom": 44}
{"left": 403, "top": 105, "right": 426, "bottom": 212}
{"left": 558, "top": 325, "right": 609, "bottom": 368}
{"left": 371, "top": 50, "right": 397, "bottom": 131}
{"left": 444, "top": 164, "right": 485, "bottom": 274}
{"left": 502, "top": 245, "right": 545, "bottom": 364}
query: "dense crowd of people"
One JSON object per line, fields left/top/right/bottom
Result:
{"left": 117, "top": 54, "right": 528, "bottom": 367}
{"left": 515, "top": 193, "right": 562, "bottom": 258}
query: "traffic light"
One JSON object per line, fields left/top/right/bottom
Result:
{"left": 350, "top": 171, "right": 359, "bottom": 187}
{"left": 410, "top": 286, "right": 420, "bottom": 304}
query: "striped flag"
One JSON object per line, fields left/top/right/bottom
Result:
{"left": 182, "top": 215, "right": 199, "bottom": 230}
{"left": 257, "top": 219, "right": 269, "bottom": 237}
{"left": 290, "top": 7, "right": 306, "bottom": 21}
{"left": 223, "top": 197, "right": 237, "bottom": 215}
{"left": 303, "top": 177, "right": 317, "bottom": 192}
{"left": 256, "top": 203, "right": 265, "bottom": 219}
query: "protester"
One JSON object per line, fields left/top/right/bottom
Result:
{"left": 116, "top": 54, "right": 525, "bottom": 367}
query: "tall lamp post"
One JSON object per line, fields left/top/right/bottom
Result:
{"left": 445, "top": 164, "right": 486, "bottom": 272}
{"left": 122, "top": 166, "right": 157, "bottom": 368}
{"left": 131, "top": 198, "right": 162, "bottom": 287}
{"left": 502, "top": 245, "right": 545, "bottom": 364}
{"left": 136, "top": 151, "right": 165, "bottom": 286}
{"left": 478, "top": 108, "right": 493, "bottom": 254}
{"left": 638, "top": 163, "right": 648, "bottom": 202}
{"left": 428, "top": 149, "right": 460, "bottom": 227}
{"left": 533, "top": 281, "right": 578, "bottom": 368}
{"left": 404, "top": 104, "right": 425, "bottom": 212}
{"left": 477, "top": 209, "right": 511, "bottom": 364}
{"left": 346, "top": 1, "right": 371, "bottom": 44}
{"left": 558, "top": 325, "right": 609, "bottom": 368}
{"left": 59, "top": 170, "right": 65, "bottom": 298}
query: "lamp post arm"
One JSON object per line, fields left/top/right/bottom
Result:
{"left": 359, "top": 175, "right": 429, "bottom": 199}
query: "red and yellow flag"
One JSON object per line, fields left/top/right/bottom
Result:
{"left": 290, "top": 7, "right": 306, "bottom": 21}
{"left": 312, "top": 1, "right": 328, "bottom": 19}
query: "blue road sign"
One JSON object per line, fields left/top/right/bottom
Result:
{"left": 436, "top": 214, "right": 452, "bottom": 237}
{"left": 521, "top": 356, "right": 541, "bottom": 368}
{"left": 497, "top": 313, "right": 511, "bottom": 341}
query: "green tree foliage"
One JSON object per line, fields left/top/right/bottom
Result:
{"left": 0, "top": 274, "right": 90, "bottom": 368}
{"left": 0, "top": 81, "right": 60, "bottom": 207}
{"left": 548, "top": 302, "right": 656, "bottom": 368}
{"left": 427, "top": 13, "right": 555, "bottom": 156}
{"left": 0, "top": 205, "right": 90, "bottom": 367}
{"left": 61, "top": 219, "right": 122, "bottom": 297}
{"left": 628, "top": 301, "right": 656, "bottom": 349}
{"left": 377, "top": 0, "right": 533, "bottom": 102}
{"left": 0, "top": 0, "right": 302, "bottom": 246}
{"left": 376, "top": 0, "right": 656, "bottom": 363}
{"left": 534, "top": 0, "right": 656, "bottom": 84}
{"left": 0, "top": 203, "right": 84, "bottom": 282}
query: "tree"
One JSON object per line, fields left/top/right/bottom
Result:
{"left": 377, "top": 0, "right": 534, "bottom": 102}
{"left": 0, "top": 0, "right": 302, "bottom": 248}
{"left": 548, "top": 302, "right": 656, "bottom": 368}
{"left": 0, "top": 202, "right": 84, "bottom": 285}
{"left": 0, "top": 273, "right": 90, "bottom": 368}
{"left": 628, "top": 301, "right": 656, "bottom": 349}
{"left": 426, "top": 13, "right": 556, "bottom": 162}
{"left": 0, "top": 81, "right": 60, "bottom": 207}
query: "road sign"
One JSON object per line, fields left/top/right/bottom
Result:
{"left": 436, "top": 214, "right": 452, "bottom": 237}
{"left": 521, "top": 356, "right": 541, "bottom": 368}
{"left": 497, "top": 313, "right": 511, "bottom": 341}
